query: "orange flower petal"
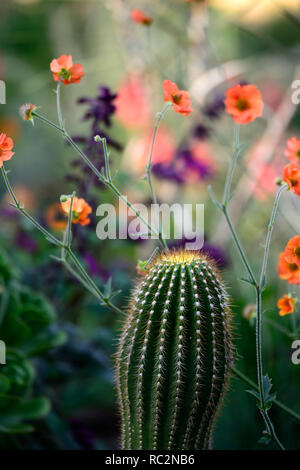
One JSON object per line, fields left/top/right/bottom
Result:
{"left": 225, "top": 84, "right": 263, "bottom": 125}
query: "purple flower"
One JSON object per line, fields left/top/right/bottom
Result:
{"left": 15, "top": 230, "right": 38, "bottom": 254}
{"left": 152, "top": 147, "right": 214, "bottom": 184}
{"left": 67, "top": 84, "right": 122, "bottom": 196}
{"left": 180, "top": 149, "right": 213, "bottom": 179}
{"left": 152, "top": 162, "right": 186, "bottom": 184}
{"left": 83, "top": 254, "right": 110, "bottom": 281}
{"left": 193, "top": 124, "right": 210, "bottom": 140}
{"left": 201, "top": 243, "right": 230, "bottom": 268}
{"left": 78, "top": 86, "right": 117, "bottom": 128}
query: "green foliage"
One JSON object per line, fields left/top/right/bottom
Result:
{"left": 116, "top": 252, "right": 234, "bottom": 450}
{"left": 0, "top": 250, "right": 66, "bottom": 437}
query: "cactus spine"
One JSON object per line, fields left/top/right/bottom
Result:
{"left": 116, "top": 251, "right": 233, "bottom": 450}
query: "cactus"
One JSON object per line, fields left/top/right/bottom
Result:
{"left": 116, "top": 250, "right": 234, "bottom": 450}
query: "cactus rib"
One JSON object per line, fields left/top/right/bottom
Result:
{"left": 116, "top": 250, "right": 234, "bottom": 450}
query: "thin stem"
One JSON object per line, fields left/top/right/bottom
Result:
{"left": 101, "top": 136, "right": 112, "bottom": 183}
{"left": 33, "top": 112, "right": 103, "bottom": 179}
{"left": 264, "top": 317, "right": 296, "bottom": 338}
{"left": 146, "top": 103, "right": 171, "bottom": 206}
{"left": 145, "top": 103, "right": 171, "bottom": 251}
{"left": 66, "top": 247, "right": 123, "bottom": 315}
{"left": 223, "top": 206, "right": 257, "bottom": 286}
{"left": 233, "top": 367, "right": 300, "bottom": 422}
{"left": 255, "top": 287, "right": 265, "bottom": 410}
{"left": 61, "top": 258, "right": 100, "bottom": 299}
{"left": 263, "top": 411, "right": 285, "bottom": 450}
{"left": 222, "top": 124, "right": 241, "bottom": 206}
{"left": 253, "top": 184, "right": 287, "bottom": 450}
{"left": 259, "top": 184, "right": 287, "bottom": 290}
{"left": 66, "top": 192, "right": 75, "bottom": 249}
{"left": 1, "top": 166, "right": 62, "bottom": 247}
{"left": 61, "top": 191, "right": 75, "bottom": 260}
{"left": 106, "top": 181, "right": 163, "bottom": 246}
{"left": 56, "top": 82, "right": 64, "bottom": 129}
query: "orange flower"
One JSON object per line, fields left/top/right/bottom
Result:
{"left": 277, "top": 294, "right": 296, "bottom": 317}
{"left": 278, "top": 251, "right": 300, "bottom": 284}
{"left": 163, "top": 80, "right": 193, "bottom": 116}
{"left": 46, "top": 203, "right": 67, "bottom": 231}
{"left": 282, "top": 236, "right": 300, "bottom": 267}
{"left": 284, "top": 137, "right": 300, "bottom": 163}
{"left": 50, "top": 54, "right": 84, "bottom": 85}
{"left": 282, "top": 163, "right": 300, "bottom": 197}
{"left": 131, "top": 9, "right": 153, "bottom": 25}
{"left": 61, "top": 196, "right": 92, "bottom": 226}
{"left": 224, "top": 84, "right": 263, "bottom": 125}
{"left": 0, "top": 133, "right": 14, "bottom": 167}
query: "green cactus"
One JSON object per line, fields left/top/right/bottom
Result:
{"left": 116, "top": 250, "right": 234, "bottom": 450}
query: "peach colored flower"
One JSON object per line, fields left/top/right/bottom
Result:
{"left": 225, "top": 84, "right": 263, "bottom": 124}
{"left": 50, "top": 54, "right": 84, "bottom": 85}
{"left": 284, "top": 137, "right": 300, "bottom": 164}
{"left": 252, "top": 162, "right": 279, "bottom": 200}
{"left": 115, "top": 75, "right": 151, "bottom": 129}
{"left": 124, "top": 126, "right": 175, "bottom": 175}
{"left": 46, "top": 203, "right": 67, "bottom": 231}
{"left": 61, "top": 196, "right": 92, "bottom": 226}
{"left": 131, "top": 9, "right": 153, "bottom": 25}
{"left": 277, "top": 294, "right": 296, "bottom": 316}
{"left": 0, "top": 133, "right": 14, "bottom": 167}
{"left": 278, "top": 251, "right": 300, "bottom": 285}
{"left": 163, "top": 80, "right": 193, "bottom": 116}
{"left": 283, "top": 236, "right": 300, "bottom": 268}
{"left": 282, "top": 163, "right": 300, "bottom": 197}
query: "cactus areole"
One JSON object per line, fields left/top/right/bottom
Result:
{"left": 116, "top": 250, "right": 234, "bottom": 450}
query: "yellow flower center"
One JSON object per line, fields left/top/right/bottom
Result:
{"left": 236, "top": 99, "right": 250, "bottom": 111}
{"left": 58, "top": 68, "right": 71, "bottom": 80}
{"left": 172, "top": 93, "right": 182, "bottom": 104}
{"left": 289, "top": 263, "right": 299, "bottom": 271}
{"left": 294, "top": 246, "right": 300, "bottom": 257}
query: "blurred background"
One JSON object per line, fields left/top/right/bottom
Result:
{"left": 0, "top": 0, "right": 299, "bottom": 450}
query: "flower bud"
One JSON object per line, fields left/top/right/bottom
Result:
{"left": 19, "top": 103, "right": 36, "bottom": 123}
{"left": 242, "top": 304, "right": 256, "bottom": 321}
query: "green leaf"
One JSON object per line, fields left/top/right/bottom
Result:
{"left": 240, "top": 277, "right": 256, "bottom": 287}
{"left": 262, "top": 374, "right": 277, "bottom": 411}
{"left": 21, "top": 329, "right": 67, "bottom": 357}
{"left": 246, "top": 389, "right": 260, "bottom": 401}
{"left": 0, "top": 396, "right": 51, "bottom": 423}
